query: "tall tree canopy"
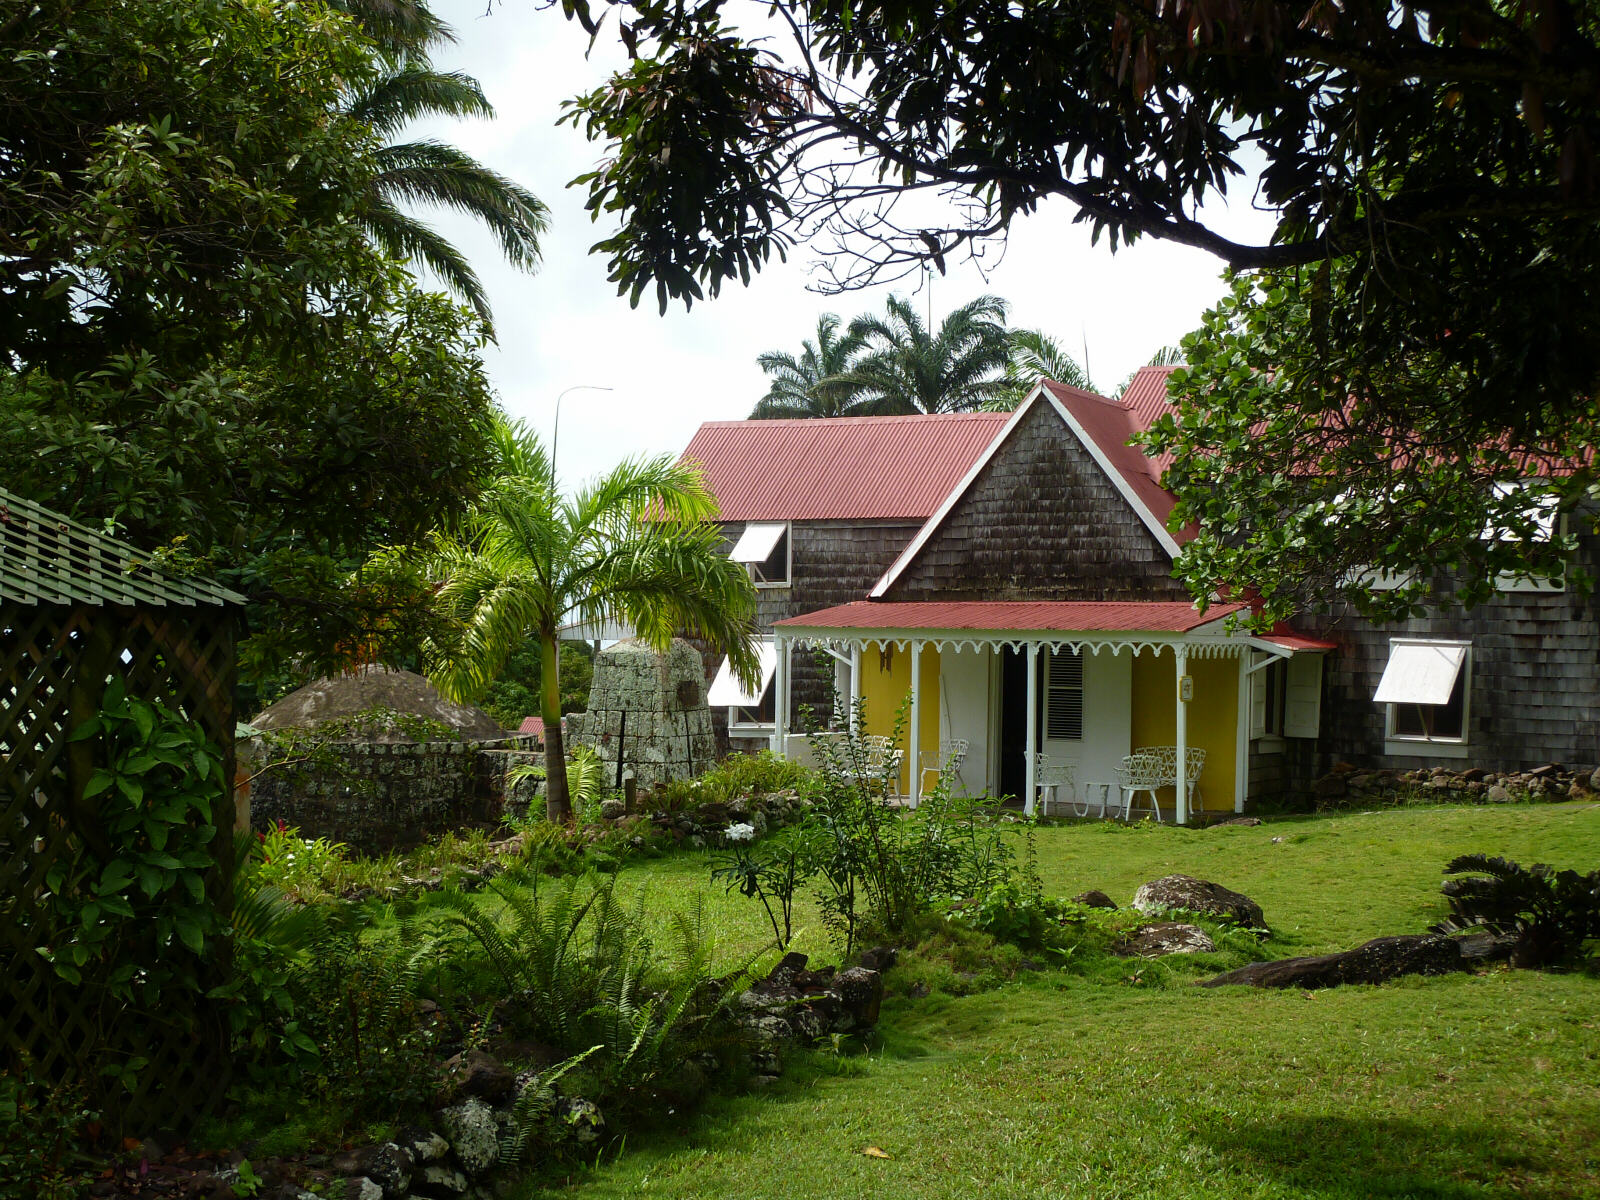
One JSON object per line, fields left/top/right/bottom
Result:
{"left": 1144, "top": 273, "right": 1590, "bottom": 623}
{"left": 0, "top": 0, "right": 499, "bottom": 691}
{"left": 555, "top": 0, "right": 1600, "bottom": 602}
{"left": 422, "top": 420, "right": 761, "bottom": 821}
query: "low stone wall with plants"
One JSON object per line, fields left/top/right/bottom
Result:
{"left": 1310, "top": 761, "right": 1600, "bottom": 809}
{"left": 245, "top": 735, "right": 541, "bottom": 853}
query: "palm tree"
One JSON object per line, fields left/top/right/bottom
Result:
{"left": 424, "top": 420, "right": 760, "bottom": 822}
{"left": 750, "top": 314, "right": 877, "bottom": 418}
{"left": 336, "top": 1, "right": 548, "bottom": 329}
{"left": 843, "top": 295, "right": 1014, "bottom": 414}
{"left": 1007, "top": 329, "right": 1095, "bottom": 392}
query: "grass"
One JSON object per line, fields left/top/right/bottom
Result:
{"left": 512, "top": 800, "right": 1600, "bottom": 1200}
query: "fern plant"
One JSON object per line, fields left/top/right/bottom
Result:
{"left": 1433, "top": 854, "right": 1600, "bottom": 968}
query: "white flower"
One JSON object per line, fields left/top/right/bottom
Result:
{"left": 725, "top": 822, "right": 757, "bottom": 843}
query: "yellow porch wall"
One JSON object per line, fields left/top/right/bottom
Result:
{"left": 860, "top": 643, "right": 941, "bottom": 793}
{"left": 1129, "top": 653, "right": 1237, "bottom": 814}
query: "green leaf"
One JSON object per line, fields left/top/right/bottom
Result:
{"left": 174, "top": 914, "right": 205, "bottom": 954}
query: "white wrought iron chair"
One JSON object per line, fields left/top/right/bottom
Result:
{"left": 861, "top": 735, "right": 905, "bottom": 797}
{"left": 1115, "top": 751, "right": 1168, "bottom": 822}
{"left": 919, "top": 738, "right": 969, "bottom": 798}
{"left": 1133, "top": 745, "right": 1207, "bottom": 819}
{"left": 1030, "top": 752, "right": 1080, "bottom": 817}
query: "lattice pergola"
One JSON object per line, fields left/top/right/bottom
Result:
{"left": 0, "top": 487, "right": 244, "bottom": 1129}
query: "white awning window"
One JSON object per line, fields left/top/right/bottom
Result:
{"left": 1373, "top": 642, "right": 1467, "bottom": 705}
{"left": 728, "top": 522, "right": 788, "bottom": 564}
{"left": 708, "top": 641, "right": 778, "bottom": 708}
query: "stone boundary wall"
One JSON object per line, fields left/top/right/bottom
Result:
{"left": 246, "top": 734, "right": 541, "bottom": 853}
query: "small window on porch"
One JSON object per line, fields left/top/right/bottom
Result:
{"left": 728, "top": 522, "right": 790, "bottom": 587}
{"left": 1045, "top": 648, "right": 1083, "bottom": 740}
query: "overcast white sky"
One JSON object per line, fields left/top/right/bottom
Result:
{"left": 408, "top": 0, "right": 1277, "bottom": 489}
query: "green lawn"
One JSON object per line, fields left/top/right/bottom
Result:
{"left": 523, "top": 802, "right": 1600, "bottom": 1200}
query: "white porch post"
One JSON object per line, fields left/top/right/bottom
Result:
{"left": 1234, "top": 652, "right": 1250, "bottom": 812}
{"left": 1024, "top": 642, "right": 1039, "bottom": 815}
{"left": 772, "top": 636, "right": 791, "bottom": 756}
{"left": 849, "top": 642, "right": 862, "bottom": 732}
{"left": 909, "top": 641, "right": 923, "bottom": 805}
{"left": 1175, "top": 644, "right": 1189, "bottom": 824}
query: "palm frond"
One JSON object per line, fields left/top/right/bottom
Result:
{"left": 362, "top": 202, "right": 492, "bottom": 323}
{"left": 346, "top": 66, "right": 493, "bottom": 138}
{"left": 373, "top": 141, "right": 548, "bottom": 269}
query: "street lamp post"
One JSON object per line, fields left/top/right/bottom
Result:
{"left": 551, "top": 384, "right": 613, "bottom": 472}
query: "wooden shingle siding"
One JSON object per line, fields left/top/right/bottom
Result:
{"left": 1294, "top": 530, "right": 1600, "bottom": 774}
{"left": 715, "top": 519, "right": 922, "bottom": 741}
{"left": 882, "top": 401, "right": 1188, "bottom": 602}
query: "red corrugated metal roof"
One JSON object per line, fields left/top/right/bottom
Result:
{"left": 1119, "top": 364, "right": 1182, "bottom": 477}
{"left": 1258, "top": 625, "right": 1340, "bottom": 652}
{"left": 680, "top": 412, "right": 1010, "bottom": 522}
{"left": 518, "top": 715, "right": 544, "bottom": 736}
{"left": 1043, "top": 379, "right": 1191, "bottom": 543}
{"left": 776, "top": 599, "right": 1247, "bottom": 633}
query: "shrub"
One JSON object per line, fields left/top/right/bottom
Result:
{"left": 946, "top": 880, "right": 1112, "bottom": 958}
{"left": 0, "top": 1066, "right": 93, "bottom": 1200}
{"left": 428, "top": 872, "right": 745, "bottom": 1099}
{"left": 1433, "top": 854, "right": 1600, "bottom": 968}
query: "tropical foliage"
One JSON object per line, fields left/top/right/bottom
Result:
{"left": 0, "top": 0, "right": 500, "bottom": 696}
{"left": 1000, "top": 329, "right": 1095, "bottom": 403}
{"left": 1433, "top": 854, "right": 1600, "bottom": 969}
{"left": 843, "top": 294, "right": 1014, "bottom": 414}
{"left": 750, "top": 314, "right": 876, "bottom": 418}
{"left": 418, "top": 419, "right": 760, "bottom": 821}
{"left": 340, "top": 4, "right": 548, "bottom": 328}
{"left": 1142, "top": 273, "right": 1584, "bottom": 622}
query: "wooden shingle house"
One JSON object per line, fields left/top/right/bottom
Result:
{"left": 684, "top": 368, "right": 1598, "bottom": 818}
{"left": 679, "top": 412, "right": 1008, "bottom": 752}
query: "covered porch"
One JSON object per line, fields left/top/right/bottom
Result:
{"left": 771, "top": 601, "right": 1319, "bottom": 823}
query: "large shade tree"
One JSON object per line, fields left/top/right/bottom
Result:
{"left": 424, "top": 420, "right": 761, "bottom": 822}
{"left": 554, "top": 0, "right": 1600, "bottom": 602}
{"left": 1144, "top": 272, "right": 1590, "bottom": 623}
{"left": 0, "top": 0, "right": 498, "bottom": 694}
{"left": 842, "top": 294, "right": 1014, "bottom": 414}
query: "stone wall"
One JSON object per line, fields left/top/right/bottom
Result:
{"left": 245, "top": 734, "right": 540, "bottom": 853}
{"left": 567, "top": 639, "right": 717, "bottom": 786}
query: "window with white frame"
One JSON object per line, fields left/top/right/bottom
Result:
{"left": 708, "top": 641, "right": 779, "bottom": 729}
{"left": 1045, "top": 648, "right": 1083, "bottom": 740}
{"left": 1485, "top": 482, "right": 1565, "bottom": 593}
{"left": 1375, "top": 639, "right": 1471, "bottom": 744}
{"left": 727, "top": 522, "right": 791, "bottom": 587}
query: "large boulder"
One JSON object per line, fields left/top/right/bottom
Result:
{"left": 1132, "top": 874, "right": 1265, "bottom": 929}
{"left": 1199, "top": 934, "right": 1468, "bottom": 990}
{"left": 436, "top": 1097, "right": 499, "bottom": 1177}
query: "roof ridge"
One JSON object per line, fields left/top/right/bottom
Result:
{"left": 695, "top": 411, "right": 1010, "bottom": 429}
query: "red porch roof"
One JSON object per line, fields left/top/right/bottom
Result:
{"left": 775, "top": 599, "right": 1248, "bottom": 634}
{"left": 680, "top": 411, "right": 1010, "bottom": 522}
